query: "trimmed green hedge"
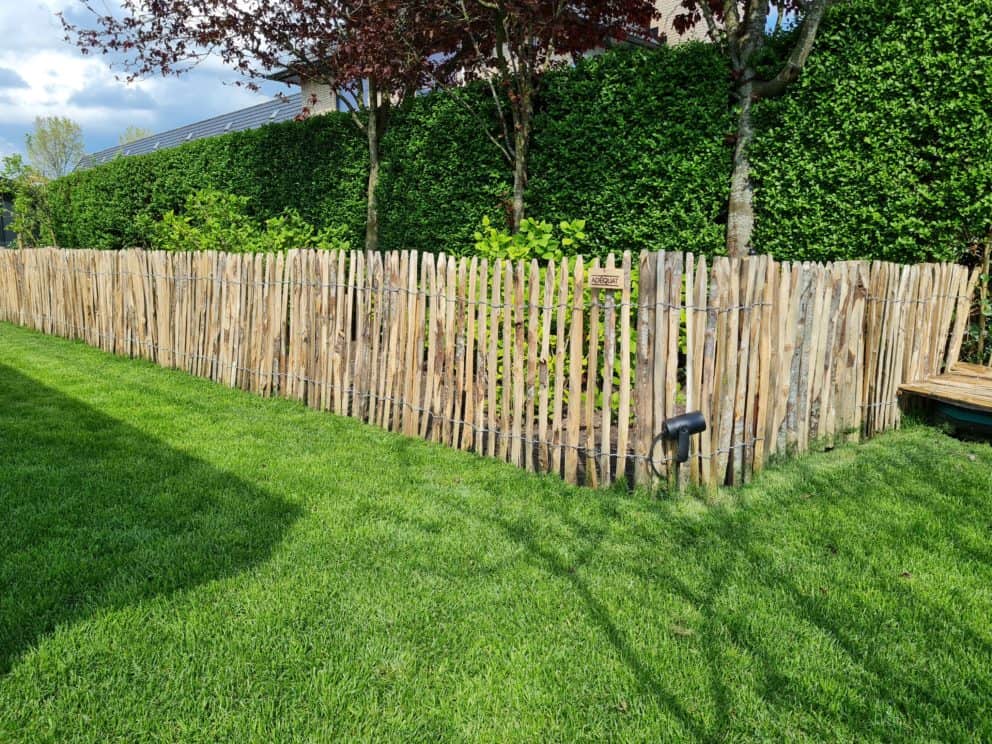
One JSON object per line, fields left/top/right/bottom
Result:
{"left": 49, "top": 113, "right": 369, "bottom": 250}
{"left": 48, "top": 44, "right": 731, "bottom": 257}
{"left": 47, "top": 0, "right": 992, "bottom": 263}
{"left": 750, "top": 0, "right": 992, "bottom": 263}
{"left": 528, "top": 43, "right": 729, "bottom": 256}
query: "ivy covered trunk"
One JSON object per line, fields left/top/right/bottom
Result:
{"left": 511, "top": 126, "right": 529, "bottom": 232}
{"left": 979, "top": 236, "right": 991, "bottom": 363}
{"left": 727, "top": 79, "right": 756, "bottom": 258}
{"left": 508, "top": 81, "right": 534, "bottom": 233}
{"left": 364, "top": 94, "right": 382, "bottom": 254}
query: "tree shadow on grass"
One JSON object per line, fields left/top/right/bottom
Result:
{"left": 623, "top": 436, "right": 992, "bottom": 738}
{"left": 423, "top": 432, "right": 991, "bottom": 739}
{"left": 0, "top": 364, "right": 300, "bottom": 675}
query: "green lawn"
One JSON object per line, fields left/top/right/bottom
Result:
{"left": 1, "top": 321, "right": 990, "bottom": 742}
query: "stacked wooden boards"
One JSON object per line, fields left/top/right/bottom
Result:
{"left": 899, "top": 363, "right": 992, "bottom": 415}
{"left": 0, "top": 248, "right": 977, "bottom": 490}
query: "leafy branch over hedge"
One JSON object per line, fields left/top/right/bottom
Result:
{"left": 45, "top": 0, "right": 992, "bottom": 265}
{"left": 45, "top": 44, "right": 731, "bottom": 258}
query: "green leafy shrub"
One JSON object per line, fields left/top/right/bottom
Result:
{"left": 141, "top": 189, "right": 350, "bottom": 253}
{"left": 472, "top": 216, "right": 587, "bottom": 261}
{"left": 2, "top": 155, "right": 58, "bottom": 247}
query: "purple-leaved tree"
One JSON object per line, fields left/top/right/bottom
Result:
{"left": 64, "top": 1, "right": 465, "bottom": 251}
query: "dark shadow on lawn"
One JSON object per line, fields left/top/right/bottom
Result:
{"left": 430, "top": 433, "right": 991, "bottom": 740}
{"left": 0, "top": 364, "right": 300, "bottom": 675}
{"left": 624, "top": 437, "right": 992, "bottom": 738}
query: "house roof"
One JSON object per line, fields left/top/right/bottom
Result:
{"left": 75, "top": 92, "right": 304, "bottom": 171}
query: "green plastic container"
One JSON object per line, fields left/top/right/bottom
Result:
{"left": 934, "top": 401, "right": 992, "bottom": 436}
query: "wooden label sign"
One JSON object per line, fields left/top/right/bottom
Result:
{"left": 587, "top": 267, "right": 625, "bottom": 290}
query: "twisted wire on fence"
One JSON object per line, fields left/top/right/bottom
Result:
{"left": 0, "top": 248, "right": 975, "bottom": 489}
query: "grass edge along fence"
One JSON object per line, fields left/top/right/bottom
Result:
{"left": 0, "top": 248, "right": 978, "bottom": 490}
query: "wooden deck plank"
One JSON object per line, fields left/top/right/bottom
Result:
{"left": 900, "top": 380, "right": 992, "bottom": 412}
{"left": 932, "top": 373, "right": 992, "bottom": 389}
{"left": 900, "top": 379, "right": 992, "bottom": 399}
{"left": 899, "top": 360, "right": 992, "bottom": 414}
{"left": 950, "top": 363, "right": 992, "bottom": 382}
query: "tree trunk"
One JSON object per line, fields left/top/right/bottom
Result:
{"left": 511, "top": 127, "right": 528, "bottom": 232}
{"left": 365, "top": 111, "right": 381, "bottom": 253}
{"left": 726, "top": 79, "right": 756, "bottom": 258}
{"left": 508, "top": 84, "right": 533, "bottom": 233}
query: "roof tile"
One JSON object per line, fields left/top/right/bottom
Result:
{"left": 76, "top": 92, "right": 304, "bottom": 171}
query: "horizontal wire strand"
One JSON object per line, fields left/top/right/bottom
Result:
{"left": 13, "top": 311, "right": 773, "bottom": 467}
{"left": 4, "top": 251, "right": 968, "bottom": 485}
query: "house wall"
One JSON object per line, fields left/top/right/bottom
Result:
{"left": 654, "top": 0, "right": 710, "bottom": 43}
{"left": 301, "top": 80, "right": 338, "bottom": 116}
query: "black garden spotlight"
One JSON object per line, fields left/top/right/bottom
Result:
{"left": 650, "top": 412, "right": 707, "bottom": 477}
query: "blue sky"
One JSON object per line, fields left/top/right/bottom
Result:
{"left": 0, "top": 0, "right": 285, "bottom": 161}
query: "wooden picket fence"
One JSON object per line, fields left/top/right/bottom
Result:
{"left": 0, "top": 248, "right": 978, "bottom": 490}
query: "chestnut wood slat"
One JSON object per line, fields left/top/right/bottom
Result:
{"left": 0, "top": 247, "right": 979, "bottom": 492}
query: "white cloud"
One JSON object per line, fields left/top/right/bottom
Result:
{"left": 0, "top": 49, "right": 132, "bottom": 126}
{"left": 0, "top": 0, "right": 66, "bottom": 54}
{"left": 0, "top": 1, "right": 284, "bottom": 156}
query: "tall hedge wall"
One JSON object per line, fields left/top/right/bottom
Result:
{"left": 47, "top": 0, "right": 992, "bottom": 263}
{"left": 750, "top": 0, "right": 992, "bottom": 263}
{"left": 48, "top": 43, "right": 730, "bottom": 257}
{"left": 49, "top": 109, "right": 370, "bottom": 251}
